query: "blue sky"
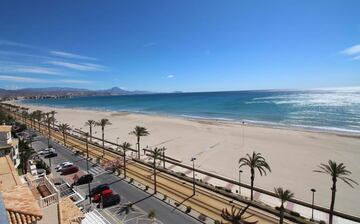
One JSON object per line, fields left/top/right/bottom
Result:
{"left": 0, "top": 0, "right": 359, "bottom": 92}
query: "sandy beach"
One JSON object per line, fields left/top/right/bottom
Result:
{"left": 13, "top": 102, "right": 360, "bottom": 216}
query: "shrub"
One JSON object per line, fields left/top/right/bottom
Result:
{"left": 214, "top": 221, "right": 221, "bottom": 224}
{"left": 163, "top": 195, "right": 167, "bottom": 201}
{"left": 145, "top": 185, "right": 149, "bottom": 191}
{"left": 319, "top": 221, "right": 326, "bottom": 224}
{"left": 185, "top": 206, "right": 191, "bottom": 213}
{"left": 198, "top": 214, "right": 207, "bottom": 222}
{"left": 174, "top": 202, "right": 180, "bottom": 207}
{"left": 129, "top": 178, "right": 134, "bottom": 183}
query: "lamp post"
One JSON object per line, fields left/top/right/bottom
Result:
{"left": 239, "top": 170, "right": 243, "bottom": 195}
{"left": 191, "top": 157, "right": 196, "bottom": 195}
{"left": 85, "top": 132, "right": 92, "bottom": 204}
{"left": 310, "top": 188, "right": 316, "bottom": 221}
{"left": 116, "top": 137, "right": 120, "bottom": 151}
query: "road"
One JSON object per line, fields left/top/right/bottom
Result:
{"left": 31, "top": 133, "right": 201, "bottom": 224}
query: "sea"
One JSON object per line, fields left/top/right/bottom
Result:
{"left": 22, "top": 89, "right": 360, "bottom": 134}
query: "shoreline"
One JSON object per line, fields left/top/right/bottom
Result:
{"left": 14, "top": 100, "right": 360, "bottom": 138}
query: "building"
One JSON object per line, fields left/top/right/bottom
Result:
{"left": 0, "top": 155, "right": 85, "bottom": 224}
{"left": 0, "top": 125, "right": 20, "bottom": 168}
{"left": 0, "top": 155, "right": 42, "bottom": 224}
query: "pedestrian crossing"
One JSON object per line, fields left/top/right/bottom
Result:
{"left": 87, "top": 166, "right": 106, "bottom": 176}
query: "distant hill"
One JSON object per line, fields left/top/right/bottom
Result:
{"left": 0, "top": 86, "right": 153, "bottom": 100}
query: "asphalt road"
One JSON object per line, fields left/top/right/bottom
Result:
{"left": 31, "top": 132, "right": 201, "bottom": 224}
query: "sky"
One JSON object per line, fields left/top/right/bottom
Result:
{"left": 0, "top": 0, "right": 359, "bottom": 92}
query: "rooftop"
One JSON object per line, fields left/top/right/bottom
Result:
{"left": 0, "top": 156, "right": 42, "bottom": 224}
{"left": 0, "top": 156, "right": 21, "bottom": 191}
{"left": 58, "top": 197, "right": 84, "bottom": 224}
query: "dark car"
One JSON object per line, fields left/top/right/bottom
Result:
{"left": 44, "top": 152, "right": 57, "bottom": 158}
{"left": 72, "top": 174, "right": 93, "bottom": 187}
{"left": 99, "top": 194, "right": 120, "bottom": 208}
{"left": 60, "top": 165, "right": 79, "bottom": 175}
{"left": 89, "top": 184, "right": 110, "bottom": 197}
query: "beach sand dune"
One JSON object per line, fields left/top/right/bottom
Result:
{"left": 16, "top": 103, "right": 360, "bottom": 215}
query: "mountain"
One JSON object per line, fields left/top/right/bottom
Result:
{"left": 0, "top": 87, "right": 153, "bottom": 100}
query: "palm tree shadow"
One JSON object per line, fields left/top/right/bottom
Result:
{"left": 172, "top": 194, "right": 194, "bottom": 212}
{"left": 116, "top": 194, "right": 155, "bottom": 215}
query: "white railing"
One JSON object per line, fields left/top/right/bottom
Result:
{"left": 39, "top": 192, "right": 59, "bottom": 208}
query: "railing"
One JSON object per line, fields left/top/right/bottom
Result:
{"left": 39, "top": 193, "right": 59, "bottom": 208}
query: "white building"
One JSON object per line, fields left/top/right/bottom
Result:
{"left": 0, "top": 125, "right": 20, "bottom": 168}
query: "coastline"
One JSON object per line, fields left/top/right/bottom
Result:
{"left": 15, "top": 99, "right": 360, "bottom": 138}
{"left": 8, "top": 100, "right": 360, "bottom": 215}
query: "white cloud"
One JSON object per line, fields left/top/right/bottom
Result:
{"left": 0, "top": 40, "right": 39, "bottom": 50}
{"left": 0, "top": 65, "right": 64, "bottom": 76}
{"left": 0, "top": 75, "right": 91, "bottom": 85}
{"left": 342, "top": 45, "right": 360, "bottom": 56}
{"left": 47, "top": 61, "right": 106, "bottom": 71}
{"left": 167, "top": 74, "right": 175, "bottom": 78}
{"left": 50, "top": 51, "right": 96, "bottom": 60}
{"left": 0, "top": 75, "right": 50, "bottom": 83}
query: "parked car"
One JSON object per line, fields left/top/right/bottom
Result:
{"left": 72, "top": 174, "right": 93, "bottom": 187}
{"left": 38, "top": 148, "right": 55, "bottom": 155}
{"left": 60, "top": 165, "right": 79, "bottom": 175}
{"left": 89, "top": 184, "right": 110, "bottom": 198}
{"left": 55, "top": 162, "right": 73, "bottom": 171}
{"left": 93, "top": 189, "right": 113, "bottom": 203}
{"left": 99, "top": 194, "right": 120, "bottom": 208}
{"left": 44, "top": 152, "right": 57, "bottom": 158}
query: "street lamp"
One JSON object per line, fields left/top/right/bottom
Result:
{"left": 191, "top": 157, "right": 196, "bottom": 195}
{"left": 310, "top": 188, "right": 316, "bottom": 221}
{"left": 85, "top": 132, "right": 92, "bottom": 204}
{"left": 239, "top": 170, "right": 243, "bottom": 195}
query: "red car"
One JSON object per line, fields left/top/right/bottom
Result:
{"left": 93, "top": 189, "right": 113, "bottom": 203}
{"left": 60, "top": 165, "right": 79, "bottom": 175}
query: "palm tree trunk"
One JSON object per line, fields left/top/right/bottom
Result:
{"left": 123, "top": 150, "right": 127, "bottom": 178}
{"left": 63, "top": 132, "right": 66, "bottom": 146}
{"left": 90, "top": 126, "right": 92, "bottom": 141}
{"left": 250, "top": 168, "right": 255, "bottom": 201}
{"left": 102, "top": 127, "right": 105, "bottom": 157}
{"left": 47, "top": 125, "right": 51, "bottom": 147}
{"left": 137, "top": 136, "right": 140, "bottom": 159}
{"left": 279, "top": 204, "right": 284, "bottom": 224}
{"left": 154, "top": 157, "right": 157, "bottom": 193}
{"left": 329, "top": 178, "right": 337, "bottom": 224}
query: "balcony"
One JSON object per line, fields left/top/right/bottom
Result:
{"left": 27, "top": 175, "right": 60, "bottom": 208}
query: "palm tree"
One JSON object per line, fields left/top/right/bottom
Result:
{"left": 129, "top": 126, "right": 149, "bottom": 159}
{"left": 84, "top": 120, "right": 96, "bottom": 141}
{"left": 96, "top": 118, "right": 112, "bottom": 156}
{"left": 18, "top": 139, "right": 35, "bottom": 174}
{"left": 29, "top": 111, "right": 36, "bottom": 129}
{"left": 21, "top": 110, "right": 29, "bottom": 125}
{"left": 120, "top": 142, "right": 131, "bottom": 178}
{"left": 314, "top": 160, "right": 358, "bottom": 224}
{"left": 151, "top": 147, "right": 164, "bottom": 193}
{"left": 50, "top": 110, "right": 57, "bottom": 128}
{"left": 45, "top": 116, "right": 55, "bottom": 147}
{"left": 33, "top": 110, "right": 43, "bottom": 131}
{"left": 221, "top": 204, "right": 258, "bottom": 224}
{"left": 239, "top": 151, "right": 271, "bottom": 201}
{"left": 274, "top": 187, "right": 294, "bottom": 224}
{"left": 58, "top": 123, "right": 70, "bottom": 146}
